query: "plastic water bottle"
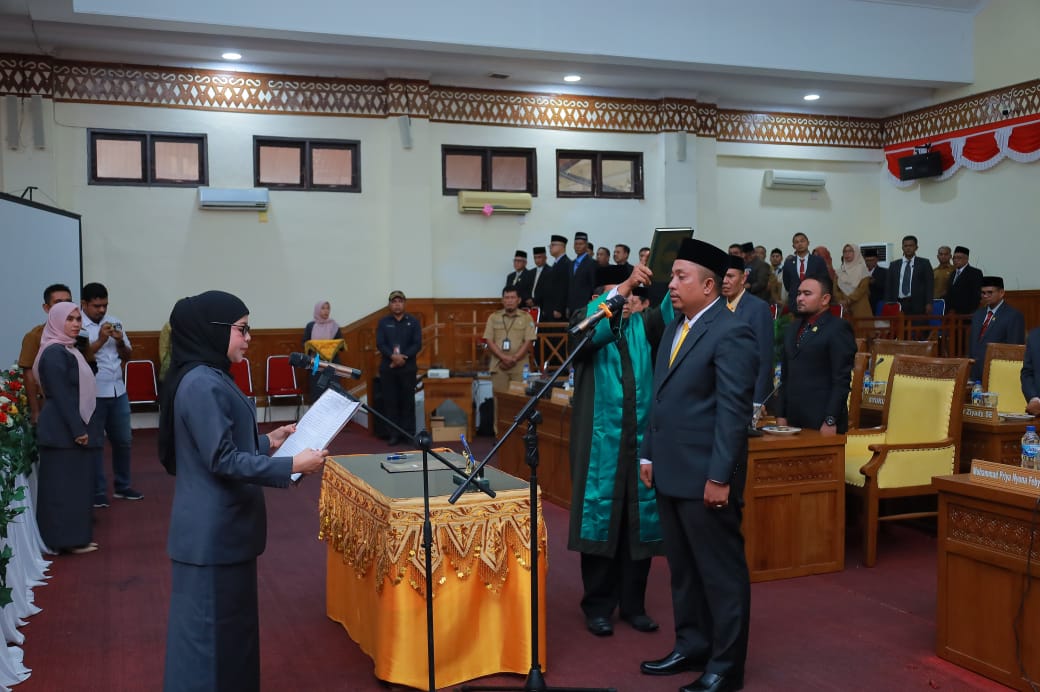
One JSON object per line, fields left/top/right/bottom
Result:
{"left": 1021, "top": 426, "right": 1039, "bottom": 470}
{"left": 773, "top": 363, "right": 782, "bottom": 390}
{"left": 522, "top": 363, "right": 530, "bottom": 383}
{"left": 863, "top": 370, "right": 873, "bottom": 395}
{"left": 567, "top": 367, "right": 574, "bottom": 390}
{"left": 971, "top": 381, "right": 983, "bottom": 405}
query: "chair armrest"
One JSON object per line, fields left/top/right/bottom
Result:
{"left": 862, "top": 437, "right": 955, "bottom": 480}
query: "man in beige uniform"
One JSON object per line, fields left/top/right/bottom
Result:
{"left": 484, "top": 285, "right": 537, "bottom": 393}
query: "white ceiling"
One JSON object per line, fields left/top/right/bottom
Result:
{"left": 0, "top": 0, "right": 987, "bottom": 117}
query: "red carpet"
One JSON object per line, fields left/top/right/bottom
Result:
{"left": 17, "top": 425, "right": 1005, "bottom": 691}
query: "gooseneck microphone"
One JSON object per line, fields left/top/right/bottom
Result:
{"left": 569, "top": 292, "right": 628, "bottom": 334}
{"left": 288, "top": 352, "right": 362, "bottom": 379}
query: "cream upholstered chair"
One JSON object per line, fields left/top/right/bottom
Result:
{"left": 845, "top": 354, "right": 970, "bottom": 567}
{"left": 982, "top": 343, "right": 1027, "bottom": 414}
{"left": 870, "top": 339, "right": 938, "bottom": 388}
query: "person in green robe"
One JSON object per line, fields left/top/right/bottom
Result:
{"left": 568, "top": 265, "right": 672, "bottom": 637}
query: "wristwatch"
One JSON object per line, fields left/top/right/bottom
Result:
{"left": 824, "top": 416, "right": 836, "bottom": 427}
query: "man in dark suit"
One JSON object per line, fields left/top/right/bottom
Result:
{"left": 504, "top": 250, "right": 531, "bottom": 302}
{"left": 776, "top": 274, "right": 857, "bottom": 434}
{"left": 1021, "top": 328, "right": 1040, "bottom": 416}
{"left": 613, "top": 243, "right": 634, "bottom": 279}
{"left": 741, "top": 242, "right": 772, "bottom": 304}
{"left": 722, "top": 255, "right": 775, "bottom": 404}
{"left": 944, "top": 245, "right": 984, "bottom": 315}
{"left": 524, "top": 246, "right": 549, "bottom": 310}
{"left": 625, "top": 239, "right": 756, "bottom": 692}
{"left": 968, "top": 276, "right": 1025, "bottom": 381}
{"left": 568, "top": 231, "right": 597, "bottom": 316}
{"left": 863, "top": 248, "right": 887, "bottom": 314}
{"left": 782, "top": 232, "right": 827, "bottom": 312}
{"left": 884, "top": 234, "right": 933, "bottom": 315}
{"left": 544, "top": 235, "right": 571, "bottom": 321}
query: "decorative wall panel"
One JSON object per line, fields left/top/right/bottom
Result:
{"left": 717, "top": 110, "right": 885, "bottom": 148}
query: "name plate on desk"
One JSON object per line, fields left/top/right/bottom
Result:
{"left": 969, "top": 459, "right": 1040, "bottom": 494}
{"left": 864, "top": 395, "right": 886, "bottom": 407}
{"left": 962, "top": 404, "right": 1000, "bottom": 423}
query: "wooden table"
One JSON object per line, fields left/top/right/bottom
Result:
{"left": 744, "top": 429, "right": 847, "bottom": 581}
{"left": 423, "top": 376, "right": 475, "bottom": 441}
{"left": 319, "top": 452, "right": 547, "bottom": 689}
{"left": 960, "top": 415, "right": 1034, "bottom": 472}
{"left": 494, "top": 389, "right": 572, "bottom": 508}
{"left": 933, "top": 474, "right": 1039, "bottom": 690}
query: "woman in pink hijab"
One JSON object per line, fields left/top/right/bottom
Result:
{"left": 303, "top": 300, "right": 342, "bottom": 401}
{"left": 32, "top": 302, "right": 102, "bottom": 554}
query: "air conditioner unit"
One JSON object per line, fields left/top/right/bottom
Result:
{"left": 859, "top": 242, "right": 894, "bottom": 267}
{"left": 197, "top": 187, "right": 270, "bottom": 211}
{"left": 457, "top": 190, "right": 532, "bottom": 215}
{"left": 763, "top": 170, "right": 826, "bottom": 191}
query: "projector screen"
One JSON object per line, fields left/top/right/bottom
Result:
{"left": 0, "top": 192, "right": 82, "bottom": 369}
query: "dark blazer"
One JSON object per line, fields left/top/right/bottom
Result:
{"left": 731, "top": 293, "right": 774, "bottom": 403}
{"left": 36, "top": 345, "right": 103, "bottom": 449}
{"left": 1021, "top": 327, "right": 1040, "bottom": 402}
{"left": 526, "top": 265, "right": 548, "bottom": 308}
{"left": 969, "top": 302, "right": 1025, "bottom": 381}
{"left": 167, "top": 365, "right": 293, "bottom": 566}
{"left": 545, "top": 255, "right": 571, "bottom": 319}
{"left": 504, "top": 269, "right": 527, "bottom": 297}
{"left": 782, "top": 254, "right": 828, "bottom": 310}
{"left": 867, "top": 266, "right": 888, "bottom": 314}
{"left": 567, "top": 254, "right": 597, "bottom": 316}
{"left": 745, "top": 257, "right": 772, "bottom": 303}
{"left": 884, "top": 256, "right": 934, "bottom": 314}
{"left": 944, "top": 264, "right": 984, "bottom": 315}
{"left": 775, "top": 311, "right": 857, "bottom": 432}
{"left": 639, "top": 299, "right": 757, "bottom": 500}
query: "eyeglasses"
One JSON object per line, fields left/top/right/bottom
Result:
{"left": 211, "top": 321, "right": 251, "bottom": 336}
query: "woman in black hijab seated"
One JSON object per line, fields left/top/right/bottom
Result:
{"left": 159, "top": 290, "right": 326, "bottom": 692}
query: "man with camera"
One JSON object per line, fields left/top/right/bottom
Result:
{"left": 81, "top": 282, "right": 143, "bottom": 507}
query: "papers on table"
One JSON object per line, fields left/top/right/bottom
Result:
{"left": 279, "top": 388, "right": 360, "bottom": 482}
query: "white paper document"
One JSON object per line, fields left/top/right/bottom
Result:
{"left": 279, "top": 389, "right": 361, "bottom": 482}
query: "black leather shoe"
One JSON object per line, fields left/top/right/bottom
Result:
{"left": 585, "top": 616, "right": 613, "bottom": 636}
{"left": 639, "top": 650, "right": 705, "bottom": 676}
{"left": 679, "top": 672, "right": 743, "bottom": 692}
{"left": 621, "top": 614, "right": 659, "bottom": 632}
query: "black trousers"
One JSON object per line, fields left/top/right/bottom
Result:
{"left": 579, "top": 503, "right": 652, "bottom": 620}
{"left": 379, "top": 363, "right": 416, "bottom": 439}
{"left": 656, "top": 493, "right": 750, "bottom": 680}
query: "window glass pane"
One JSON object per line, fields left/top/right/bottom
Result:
{"left": 312, "top": 147, "right": 353, "bottom": 186}
{"left": 96, "top": 138, "right": 143, "bottom": 179}
{"left": 558, "top": 157, "right": 593, "bottom": 193}
{"left": 601, "top": 159, "right": 635, "bottom": 194}
{"left": 154, "top": 140, "right": 200, "bottom": 182}
{"left": 259, "top": 145, "right": 302, "bottom": 185}
{"left": 491, "top": 155, "right": 527, "bottom": 191}
{"left": 445, "top": 153, "right": 483, "bottom": 190}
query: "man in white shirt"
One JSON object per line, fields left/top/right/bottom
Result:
{"left": 81, "top": 282, "right": 143, "bottom": 507}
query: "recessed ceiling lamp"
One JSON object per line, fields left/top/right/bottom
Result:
{"left": 221, "top": 52, "right": 242, "bottom": 61}
{"left": 803, "top": 93, "right": 820, "bottom": 101}
{"left": 563, "top": 74, "right": 581, "bottom": 83}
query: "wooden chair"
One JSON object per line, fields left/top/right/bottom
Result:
{"left": 848, "top": 352, "right": 870, "bottom": 430}
{"left": 982, "top": 342, "right": 1027, "bottom": 413}
{"left": 844, "top": 354, "right": 970, "bottom": 567}
{"left": 871, "top": 339, "right": 938, "bottom": 387}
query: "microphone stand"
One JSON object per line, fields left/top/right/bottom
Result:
{"left": 449, "top": 326, "right": 615, "bottom": 692}
{"left": 312, "top": 368, "right": 494, "bottom": 692}
{"left": 747, "top": 382, "right": 781, "bottom": 437}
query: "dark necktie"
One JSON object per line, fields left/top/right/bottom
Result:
{"left": 979, "top": 309, "right": 994, "bottom": 341}
{"left": 798, "top": 258, "right": 805, "bottom": 282}
{"left": 901, "top": 260, "right": 912, "bottom": 296}
{"left": 953, "top": 268, "right": 962, "bottom": 284}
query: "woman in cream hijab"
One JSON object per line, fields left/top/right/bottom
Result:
{"left": 835, "top": 243, "right": 872, "bottom": 319}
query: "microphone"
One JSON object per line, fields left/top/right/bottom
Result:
{"left": 569, "top": 293, "right": 628, "bottom": 334}
{"left": 288, "top": 352, "right": 362, "bottom": 379}
{"left": 748, "top": 381, "right": 782, "bottom": 437}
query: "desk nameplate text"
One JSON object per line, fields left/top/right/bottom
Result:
{"left": 963, "top": 404, "right": 1000, "bottom": 423}
{"left": 969, "top": 459, "right": 1040, "bottom": 495}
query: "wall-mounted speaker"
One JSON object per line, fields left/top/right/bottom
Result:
{"left": 898, "top": 151, "right": 943, "bottom": 181}
{"left": 31, "top": 94, "right": 45, "bottom": 149}
{"left": 4, "top": 95, "right": 19, "bottom": 150}
{"left": 675, "top": 131, "right": 687, "bottom": 162}
{"left": 398, "top": 115, "right": 413, "bottom": 150}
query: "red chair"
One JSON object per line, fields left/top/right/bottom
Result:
{"left": 770, "top": 304, "right": 781, "bottom": 320}
{"left": 264, "top": 355, "right": 303, "bottom": 422}
{"left": 880, "top": 302, "right": 902, "bottom": 317}
{"left": 523, "top": 306, "right": 541, "bottom": 325}
{"left": 230, "top": 359, "right": 255, "bottom": 403}
{"left": 124, "top": 360, "right": 159, "bottom": 408}
{"left": 829, "top": 304, "right": 845, "bottom": 319}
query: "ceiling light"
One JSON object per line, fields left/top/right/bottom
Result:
{"left": 563, "top": 75, "right": 581, "bottom": 83}
{"left": 803, "top": 93, "right": 820, "bottom": 101}
{"left": 221, "top": 52, "right": 242, "bottom": 61}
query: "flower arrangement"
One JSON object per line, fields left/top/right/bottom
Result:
{"left": 0, "top": 365, "right": 35, "bottom": 608}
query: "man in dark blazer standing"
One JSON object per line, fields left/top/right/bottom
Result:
{"left": 775, "top": 275, "right": 857, "bottom": 433}
{"left": 782, "top": 232, "right": 827, "bottom": 312}
{"left": 545, "top": 235, "right": 571, "bottom": 321}
{"left": 722, "top": 255, "right": 775, "bottom": 405}
{"left": 524, "top": 246, "right": 549, "bottom": 310}
{"left": 968, "top": 276, "right": 1025, "bottom": 381}
{"left": 944, "top": 245, "right": 984, "bottom": 315}
{"left": 1020, "top": 327, "right": 1040, "bottom": 416}
{"left": 505, "top": 250, "right": 531, "bottom": 303}
{"left": 863, "top": 248, "right": 887, "bottom": 314}
{"left": 626, "top": 239, "right": 757, "bottom": 692}
{"left": 884, "top": 234, "right": 933, "bottom": 315}
{"left": 568, "top": 231, "right": 597, "bottom": 316}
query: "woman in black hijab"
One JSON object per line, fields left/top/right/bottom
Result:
{"left": 159, "top": 291, "right": 326, "bottom": 692}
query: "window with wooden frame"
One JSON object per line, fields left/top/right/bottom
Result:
{"left": 254, "top": 137, "right": 361, "bottom": 192}
{"left": 88, "top": 129, "right": 207, "bottom": 186}
{"left": 442, "top": 146, "right": 537, "bottom": 196}
{"left": 556, "top": 150, "right": 644, "bottom": 199}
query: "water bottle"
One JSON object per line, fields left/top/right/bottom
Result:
{"left": 567, "top": 367, "right": 575, "bottom": 390}
{"left": 863, "top": 370, "right": 872, "bottom": 395}
{"left": 522, "top": 363, "right": 530, "bottom": 383}
{"left": 773, "top": 363, "right": 782, "bottom": 390}
{"left": 1021, "top": 426, "right": 1039, "bottom": 470}
{"left": 971, "top": 381, "right": 983, "bottom": 405}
